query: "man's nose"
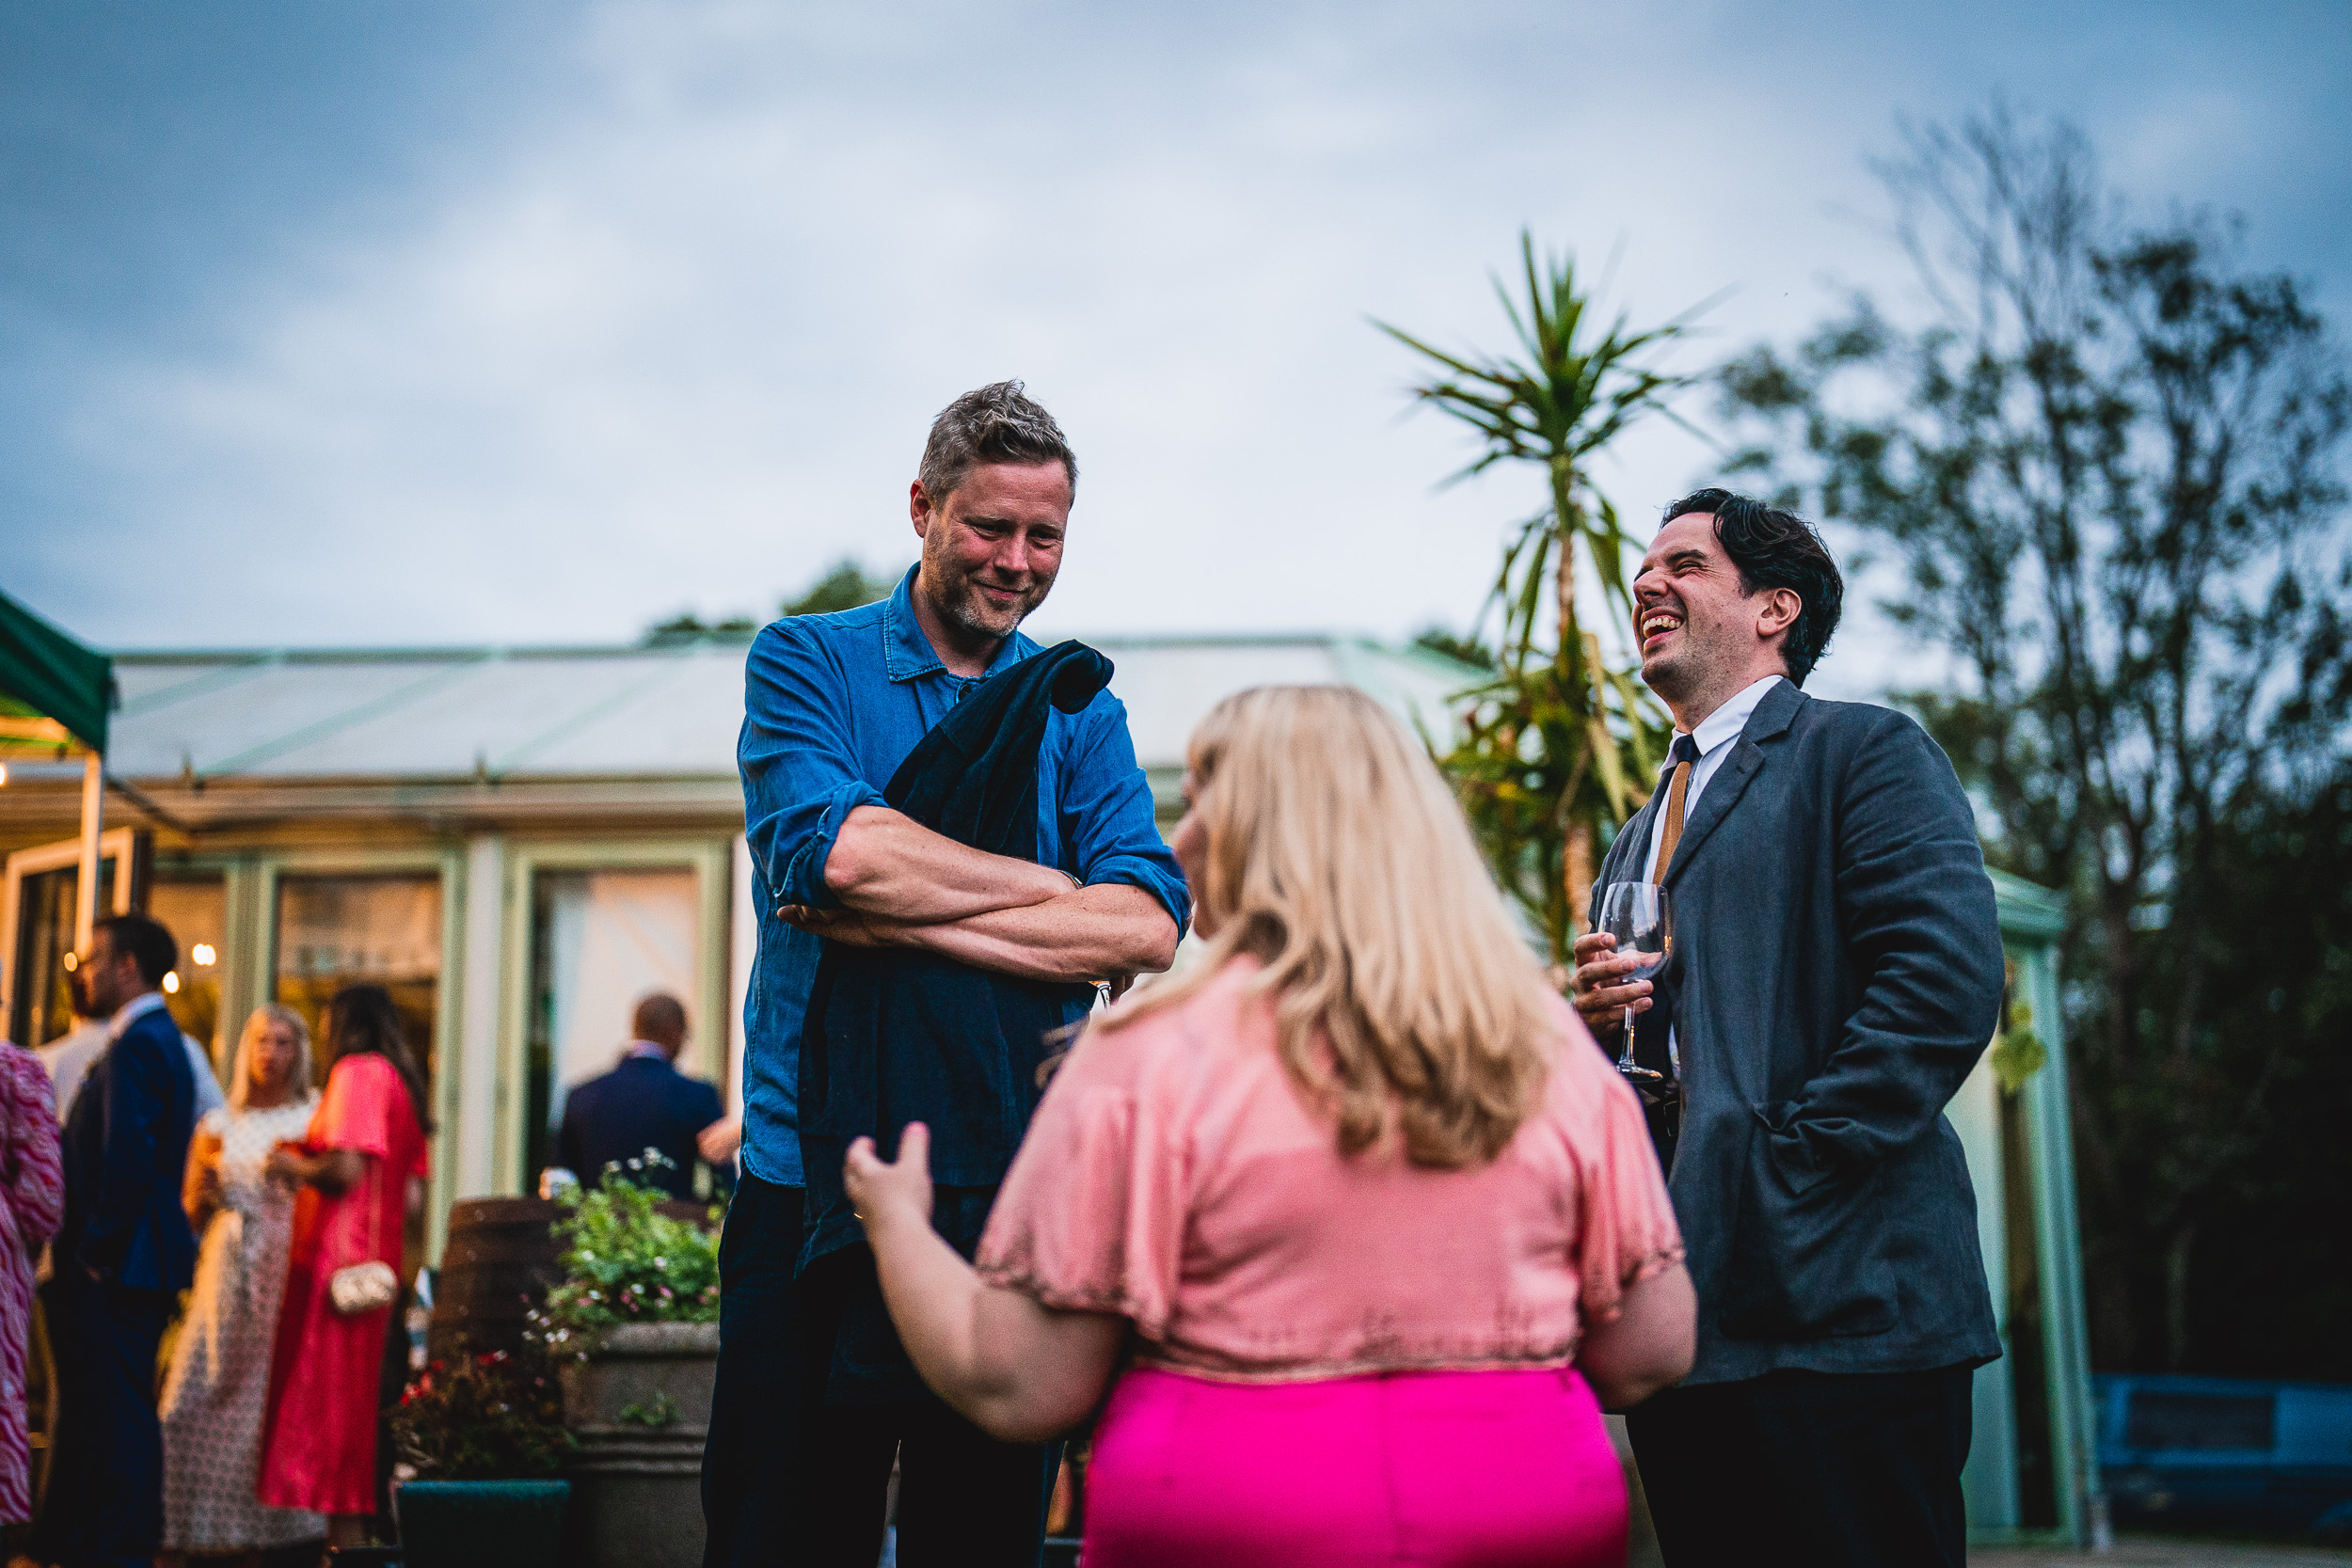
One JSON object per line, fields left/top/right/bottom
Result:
{"left": 996, "top": 533, "right": 1032, "bottom": 577}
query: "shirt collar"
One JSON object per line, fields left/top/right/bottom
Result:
{"left": 623, "top": 1040, "right": 673, "bottom": 1063}
{"left": 108, "top": 990, "right": 169, "bottom": 1041}
{"left": 881, "top": 563, "right": 1035, "bottom": 685}
{"left": 1666, "top": 675, "right": 1787, "bottom": 771}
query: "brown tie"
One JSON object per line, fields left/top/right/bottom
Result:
{"left": 1653, "top": 735, "right": 1699, "bottom": 882}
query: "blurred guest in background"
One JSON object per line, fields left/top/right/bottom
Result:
{"left": 0, "top": 1032, "right": 64, "bottom": 1528}
{"left": 33, "top": 913, "right": 199, "bottom": 1568}
{"left": 847, "top": 687, "right": 1696, "bottom": 1567}
{"left": 158, "top": 1005, "right": 324, "bottom": 1565}
{"left": 555, "top": 992, "right": 728, "bottom": 1200}
{"left": 40, "top": 993, "right": 225, "bottom": 1129}
{"left": 255, "top": 986, "right": 430, "bottom": 1553}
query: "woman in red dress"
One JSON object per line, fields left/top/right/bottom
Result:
{"left": 256, "top": 986, "right": 430, "bottom": 1549}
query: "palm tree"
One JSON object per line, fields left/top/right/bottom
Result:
{"left": 1378, "top": 232, "right": 1711, "bottom": 960}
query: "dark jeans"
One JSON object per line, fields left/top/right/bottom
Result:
{"left": 1625, "top": 1363, "right": 1975, "bottom": 1568}
{"left": 702, "top": 1174, "right": 1057, "bottom": 1568}
{"left": 29, "top": 1275, "right": 170, "bottom": 1568}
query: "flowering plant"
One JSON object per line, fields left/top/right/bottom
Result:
{"left": 538, "top": 1151, "right": 722, "bottom": 1349}
{"left": 389, "top": 1347, "right": 571, "bottom": 1480}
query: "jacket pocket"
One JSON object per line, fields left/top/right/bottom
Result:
{"left": 1716, "top": 1101, "right": 1899, "bottom": 1341}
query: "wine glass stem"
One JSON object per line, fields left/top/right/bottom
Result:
{"left": 1620, "top": 1005, "right": 1638, "bottom": 1069}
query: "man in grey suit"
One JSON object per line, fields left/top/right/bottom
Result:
{"left": 1572, "top": 488, "right": 2005, "bottom": 1566}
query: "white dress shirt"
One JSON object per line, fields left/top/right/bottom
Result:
{"left": 1643, "top": 675, "right": 1788, "bottom": 881}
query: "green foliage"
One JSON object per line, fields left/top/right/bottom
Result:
{"left": 640, "top": 558, "right": 898, "bottom": 645}
{"left": 1990, "top": 992, "right": 2047, "bottom": 1094}
{"left": 539, "top": 1155, "right": 722, "bottom": 1348}
{"left": 389, "top": 1347, "right": 572, "bottom": 1481}
{"left": 783, "top": 559, "right": 898, "bottom": 618}
{"left": 1408, "top": 626, "right": 1494, "bottom": 671}
{"left": 1378, "top": 232, "right": 1708, "bottom": 957}
{"left": 1717, "top": 104, "right": 2352, "bottom": 1371}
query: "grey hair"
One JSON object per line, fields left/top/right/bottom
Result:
{"left": 915, "top": 380, "right": 1077, "bottom": 503}
{"left": 227, "top": 1002, "right": 317, "bottom": 1113}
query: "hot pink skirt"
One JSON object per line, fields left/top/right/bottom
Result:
{"left": 1084, "top": 1364, "right": 1628, "bottom": 1567}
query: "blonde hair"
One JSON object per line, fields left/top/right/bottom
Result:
{"left": 227, "top": 1003, "right": 317, "bottom": 1113}
{"left": 1103, "top": 686, "right": 1557, "bottom": 1167}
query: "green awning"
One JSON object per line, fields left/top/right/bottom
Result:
{"left": 0, "top": 587, "right": 114, "bottom": 753}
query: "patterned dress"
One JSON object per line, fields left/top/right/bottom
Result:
{"left": 159, "top": 1099, "right": 325, "bottom": 1550}
{"left": 0, "top": 1042, "right": 66, "bottom": 1525}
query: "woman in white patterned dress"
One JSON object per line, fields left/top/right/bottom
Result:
{"left": 159, "top": 1005, "right": 325, "bottom": 1563}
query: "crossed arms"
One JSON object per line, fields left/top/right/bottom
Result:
{"left": 784, "top": 805, "right": 1179, "bottom": 983}
{"left": 739, "top": 623, "right": 1184, "bottom": 987}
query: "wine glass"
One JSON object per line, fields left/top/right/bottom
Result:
{"left": 1596, "top": 882, "right": 1671, "bottom": 1088}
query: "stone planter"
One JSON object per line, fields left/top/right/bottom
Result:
{"left": 396, "top": 1479, "right": 570, "bottom": 1568}
{"left": 560, "top": 1321, "right": 721, "bottom": 1568}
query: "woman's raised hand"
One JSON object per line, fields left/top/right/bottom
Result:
{"left": 844, "top": 1121, "right": 935, "bottom": 1235}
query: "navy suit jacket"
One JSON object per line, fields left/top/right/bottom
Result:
{"left": 1590, "top": 679, "right": 2005, "bottom": 1384}
{"left": 556, "top": 1054, "right": 727, "bottom": 1201}
{"left": 56, "top": 1001, "right": 199, "bottom": 1292}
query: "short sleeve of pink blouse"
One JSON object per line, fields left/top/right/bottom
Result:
{"left": 310, "top": 1053, "right": 429, "bottom": 1180}
{"left": 975, "top": 1022, "right": 1185, "bottom": 1340}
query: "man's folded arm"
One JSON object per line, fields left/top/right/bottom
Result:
{"left": 886, "top": 881, "right": 1178, "bottom": 983}
{"left": 740, "top": 625, "right": 1065, "bottom": 924}
{"left": 1768, "top": 713, "right": 2007, "bottom": 1190}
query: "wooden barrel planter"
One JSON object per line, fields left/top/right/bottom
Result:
{"left": 430, "top": 1195, "right": 723, "bottom": 1363}
{"left": 429, "top": 1197, "right": 568, "bottom": 1362}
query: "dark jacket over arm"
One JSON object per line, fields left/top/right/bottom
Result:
{"left": 1590, "top": 682, "right": 2005, "bottom": 1383}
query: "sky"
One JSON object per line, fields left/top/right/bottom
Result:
{"left": 5, "top": 0, "right": 2347, "bottom": 704}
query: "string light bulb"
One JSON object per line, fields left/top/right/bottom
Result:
{"left": 193, "top": 943, "right": 216, "bottom": 966}
{"left": 164, "top": 972, "right": 181, "bottom": 994}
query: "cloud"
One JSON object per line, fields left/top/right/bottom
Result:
{"left": 8, "top": 0, "right": 2344, "bottom": 711}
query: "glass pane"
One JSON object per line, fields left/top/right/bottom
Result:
{"left": 149, "top": 877, "right": 228, "bottom": 1087}
{"left": 273, "top": 873, "right": 442, "bottom": 1083}
{"left": 274, "top": 873, "right": 441, "bottom": 1274}
{"left": 525, "top": 868, "right": 699, "bottom": 1188}
{"left": 8, "top": 859, "right": 118, "bottom": 1047}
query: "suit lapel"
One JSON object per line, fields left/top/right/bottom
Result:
{"left": 1662, "top": 680, "right": 1804, "bottom": 887}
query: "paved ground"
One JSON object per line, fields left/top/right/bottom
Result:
{"left": 1973, "top": 1537, "right": 2352, "bottom": 1565}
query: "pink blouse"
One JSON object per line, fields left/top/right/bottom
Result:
{"left": 976, "top": 956, "right": 1684, "bottom": 1383}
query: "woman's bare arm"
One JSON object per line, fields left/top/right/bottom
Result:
{"left": 844, "top": 1123, "right": 1126, "bottom": 1443}
{"left": 1577, "top": 1259, "right": 1697, "bottom": 1410}
{"left": 266, "top": 1143, "right": 368, "bottom": 1196}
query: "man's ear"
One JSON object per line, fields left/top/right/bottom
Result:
{"left": 909, "top": 480, "right": 935, "bottom": 538}
{"left": 1756, "top": 586, "right": 1803, "bottom": 642}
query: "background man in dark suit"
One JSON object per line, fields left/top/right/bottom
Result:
{"left": 34, "top": 912, "right": 198, "bottom": 1568}
{"left": 555, "top": 992, "right": 730, "bottom": 1200}
{"left": 1572, "top": 488, "right": 2006, "bottom": 1567}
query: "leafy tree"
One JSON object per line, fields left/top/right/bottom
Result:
{"left": 1717, "top": 105, "right": 2352, "bottom": 1370}
{"left": 642, "top": 558, "right": 898, "bottom": 645}
{"left": 782, "top": 558, "right": 898, "bottom": 619}
{"left": 1408, "top": 626, "right": 1495, "bottom": 671}
{"left": 1379, "top": 235, "right": 1708, "bottom": 958}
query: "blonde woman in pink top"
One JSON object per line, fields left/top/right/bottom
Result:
{"left": 846, "top": 685, "right": 1696, "bottom": 1566}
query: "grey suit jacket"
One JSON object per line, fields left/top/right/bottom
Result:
{"left": 1589, "top": 678, "right": 2005, "bottom": 1384}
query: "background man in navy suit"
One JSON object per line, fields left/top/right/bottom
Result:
{"left": 1571, "top": 490, "right": 2005, "bottom": 1567}
{"left": 34, "top": 913, "right": 199, "bottom": 1568}
{"left": 555, "top": 992, "right": 730, "bottom": 1200}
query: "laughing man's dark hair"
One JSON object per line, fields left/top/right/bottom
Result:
{"left": 917, "top": 380, "right": 1077, "bottom": 503}
{"left": 1661, "top": 487, "right": 1845, "bottom": 686}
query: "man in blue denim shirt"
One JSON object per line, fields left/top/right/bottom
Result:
{"left": 704, "top": 382, "right": 1186, "bottom": 1568}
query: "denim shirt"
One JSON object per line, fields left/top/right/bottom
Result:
{"left": 736, "top": 566, "right": 1189, "bottom": 1185}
